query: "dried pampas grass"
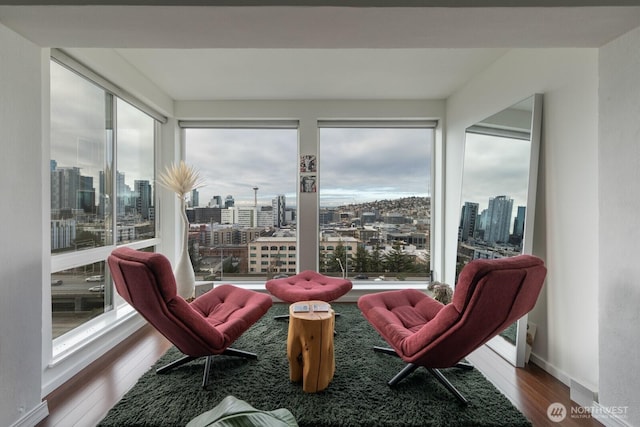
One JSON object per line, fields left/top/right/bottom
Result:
{"left": 157, "top": 161, "right": 205, "bottom": 199}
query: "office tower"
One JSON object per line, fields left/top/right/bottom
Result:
{"left": 191, "top": 189, "right": 199, "bottom": 208}
{"left": 272, "top": 194, "right": 286, "bottom": 227}
{"left": 513, "top": 206, "right": 526, "bottom": 238}
{"left": 51, "top": 166, "right": 81, "bottom": 212}
{"left": 78, "top": 175, "right": 95, "bottom": 214}
{"left": 224, "top": 194, "right": 235, "bottom": 208}
{"left": 485, "top": 195, "right": 513, "bottom": 244}
{"left": 459, "top": 201, "right": 479, "bottom": 242}
{"left": 134, "top": 180, "right": 153, "bottom": 220}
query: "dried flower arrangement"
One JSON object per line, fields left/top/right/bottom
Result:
{"left": 157, "top": 160, "right": 205, "bottom": 200}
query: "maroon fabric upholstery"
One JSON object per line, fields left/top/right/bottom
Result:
{"left": 107, "top": 247, "right": 272, "bottom": 358}
{"left": 265, "top": 270, "right": 352, "bottom": 303}
{"left": 358, "top": 255, "right": 547, "bottom": 368}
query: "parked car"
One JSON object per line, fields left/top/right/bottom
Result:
{"left": 85, "top": 275, "right": 104, "bottom": 282}
{"left": 51, "top": 279, "right": 63, "bottom": 286}
{"left": 89, "top": 284, "right": 105, "bottom": 292}
{"left": 272, "top": 273, "right": 289, "bottom": 279}
{"left": 353, "top": 274, "right": 369, "bottom": 280}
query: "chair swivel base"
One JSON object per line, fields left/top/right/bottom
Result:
{"left": 157, "top": 347, "right": 257, "bottom": 388}
{"left": 373, "top": 346, "right": 472, "bottom": 405}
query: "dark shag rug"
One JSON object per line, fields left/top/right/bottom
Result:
{"left": 99, "top": 303, "right": 531, "bottom": 427}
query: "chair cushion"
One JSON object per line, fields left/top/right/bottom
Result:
{"left": 358, "top": 289, "right": 460, "bottom": 359}
{"left": 265, "top": 270, "right": 352, "bottom": 303}
{"left": 191, "top": 284, "right": 274, "bottom": 344}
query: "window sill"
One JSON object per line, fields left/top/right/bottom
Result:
{"left": 50, "top": 304, "right": 139, "bottom": 367}
{"left": 43, "top": 304, "right": 146, "bottom": 396}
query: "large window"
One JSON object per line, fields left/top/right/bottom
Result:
{"left": 50, "top": 57, "right": 159, "bottom": 339}
{"left": 184, "top": 125, "right": 298, "bottom": 281}
{"left": 318, "top": 124, "right": 434, "bottom": 281}
{"left": 50, "top": 60, "right": 113, "bottom": 253}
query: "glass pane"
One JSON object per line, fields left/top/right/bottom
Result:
{"left": 319, "top": 127, "right": 433, "bottom": 281}
{"left": 116, "top": 99, "right": 156, "bottom": 243}
{"left": 51, "top": 261, "right": 110, "bottom": 339}
{"left": 185, "top": 128, "right": 297, "bottom": 281}
{"left": 50, "top": 61, "right": 113, "bottom": 253}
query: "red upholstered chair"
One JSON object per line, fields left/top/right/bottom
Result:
{"left": 265, "top": 270, "right": 352, "bottom": 319}
{"left": 107, "top": 247, "right": 273, "bottom": 388}
{"left": 358, "top": 255, "right": 547, "bottom": 405}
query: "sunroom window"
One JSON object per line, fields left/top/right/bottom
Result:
{"left": 49, "top": 53, "right": 161, "bottom": 341}
{"left": 182, "top": 123, "right": 298, "bottom": 281}
{"left": 318, "top": 122, "right": 434, "bottom": 281}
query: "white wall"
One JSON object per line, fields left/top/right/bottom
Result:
{"left": 446, "top": 49, "right": 600, "bottom": 392}
{"left": 0, "top": 23, "right": 48, "bottom": 427}
{"left": 0, "top": 33, "right": 180, "bottom": 424}
{"left": 599, "top": 26, "right": 640, "bottom": 426}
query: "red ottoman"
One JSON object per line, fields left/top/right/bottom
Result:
{"left": 266, "top": 270, "right": 352, "bottom": 319}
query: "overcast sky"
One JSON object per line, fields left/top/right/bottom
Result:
{"left": 460, "top": 132, "right": 531, "bottom": 219}
{"left": 185, "top": 127, "right": 433, "bottom": 208}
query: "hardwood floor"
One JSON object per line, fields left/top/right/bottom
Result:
{"left": 38, "top": 324, "right": 603, "bottom": 427}
{"left": 37, "top": 325, "right": 172, "bottom": 427}
{"left": 466, "top": 348, "right": 603, "bottom": 427}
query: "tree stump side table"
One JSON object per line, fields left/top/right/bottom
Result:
{"left": 286, "top": 300, "right": 335, "bottom": 393}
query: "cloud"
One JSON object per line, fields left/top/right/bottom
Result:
{"left": 460, "top": 132, "right": 531, "bottom": 214}
{"left": 186, "top": 127, "right": 433, "bottom": 208}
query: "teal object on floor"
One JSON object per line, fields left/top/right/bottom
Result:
{"left": 186, "top": 395, "right": 297, "bottom": 427}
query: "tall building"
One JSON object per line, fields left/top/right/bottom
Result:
{"left": 513, "top": 206, "right": 526, "bottom": 238}
{"left": 485, "top": 195, "right": 513, "bottom": 244}
{"left": 272, "top": 194, "right": 286, "bottom": 227}
{"left": 459, "top": 201, "right": 479, "bottom": 242}
{"left": 134, "top": 180, "right": 153, "bottom": 220}
{"left": 78, "top": 175, "right": 95, "bottom": 214}
{"left": 224, "top": 195, "right": 235, "bottom": 208}
{"left": 50, "top": 166, "right": 81, "bottom": 212}
{"left": 191, "top": 189, "right": 199, "bottom": 208}
{"left": 115, "top": 171, "right": 127, "bottom": 218}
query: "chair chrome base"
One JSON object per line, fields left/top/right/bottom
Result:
{"left": 156, "top": 347, "right": 258, "bottom": 388}
{"left": 373, "top": 346, "right": 472, "bottom": 405}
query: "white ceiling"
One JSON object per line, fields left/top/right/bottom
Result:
{"left": 2, "top": 4, "right": 640, "bottom": 100}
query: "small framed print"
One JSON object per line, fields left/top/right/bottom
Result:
{"left": 300, "top": 174, "right": 317, "bottom": 193}
{"left": 300, "top": 154, "right": 317, "bottom": 173}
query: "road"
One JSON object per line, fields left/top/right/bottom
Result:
{"left": 50, "top": 273, "right": 105, "bottom": 294}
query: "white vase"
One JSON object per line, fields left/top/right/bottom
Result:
{"left": 174, "top": 199, "right": 195, "bottom": 299}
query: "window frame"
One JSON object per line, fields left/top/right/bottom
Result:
{"left": 47, "top": 51, "right": 164, "bottom": 366}
{"left": 317, "top": 120, "right": 437, "bottom": 280}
